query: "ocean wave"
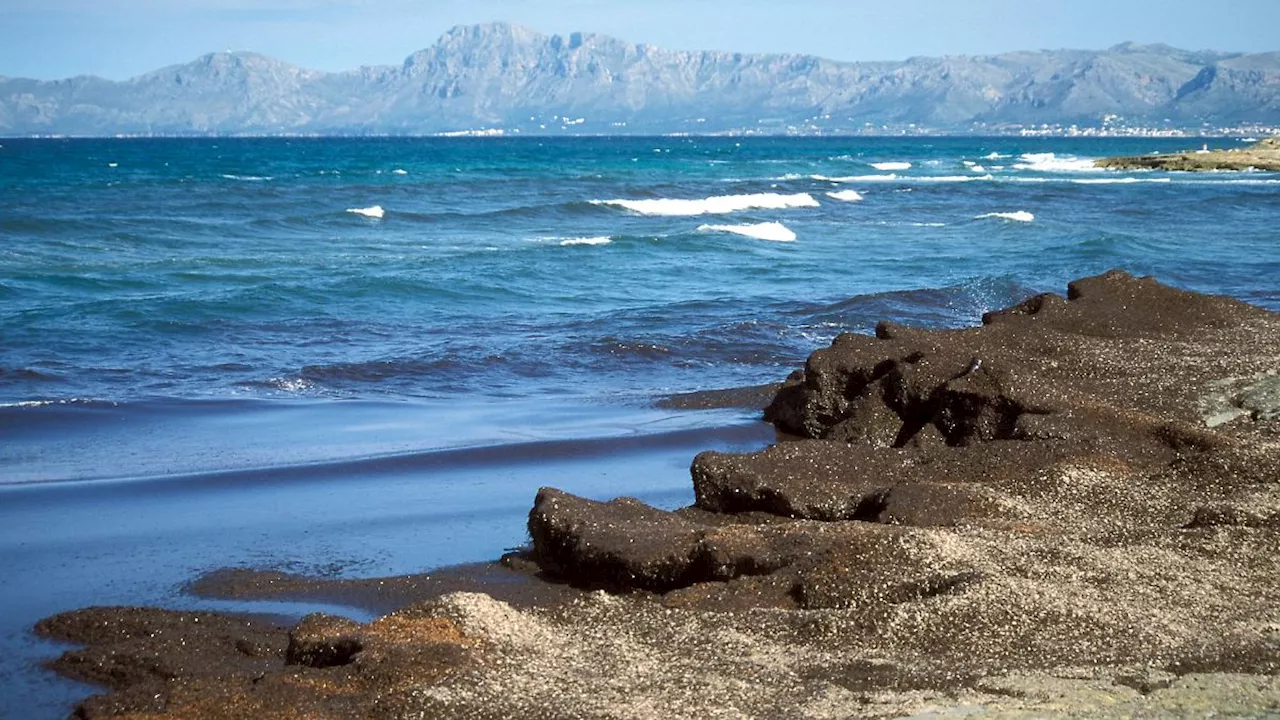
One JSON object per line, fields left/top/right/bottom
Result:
{"left": 347, "top": 205, "right": 385, "bottom": 219}
{"left": 1072, "top": 178, "right": 1173, "bottom": 184}
{"left": 696, "top": 221, "right": 797, "bottom": 242}
{"left": 975, "top": 211, "right": 1035, "bottom": 222}
{"left": 813, "top": 174, "right": 896, "bottom": 182}
{"left": 870, "top": 161, "right": 912, "bottom": 171}
{"left": 392, "top": 169, "right": 408, "bottom": 175}
{"left": 825, "top": 190, "right": 865, "bottom": 202}
{"left": 0, "top": 397, "right": 112, "bottom": 409}
{"left": 220, "top": 174, "right": 274, "bottom": 182}
{"left": 558, "top": 236, "right": 613, "bottom": 246}
{"left": 918, "top": 174, "right": 993, "bottom": 183}
{"left": 815, "top": 173, "right": 991, "bottom": 183}
{"left": 983, "top": 152, "right": 1010, "bottom": 160}
{"left": 1013, "top": 153, "right": 1098, "bottom": 173}
{"left": 592, "top": 192, "right": 819, "bottom": 217}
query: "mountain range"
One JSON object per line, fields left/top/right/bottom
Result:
{"left": 2, "top": 22, "right": 1278, "bottom": 136}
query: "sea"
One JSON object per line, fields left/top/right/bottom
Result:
{"left": 1, "top": 135, "right": 1278, "bottom": 716}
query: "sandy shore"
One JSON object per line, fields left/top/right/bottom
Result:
{"left": 1096, "top": 135, "right": 1280, "bottom": 171}
{"left": 32, "top": 270, "right": 1280, "bottom": 718}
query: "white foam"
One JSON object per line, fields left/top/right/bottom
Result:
{"left": 818, "top": 173, "right": 991, "bottom": 183}
{"left": 813, "top": 174, "right": 897, "bottom": 182}
{"left": 963, "top": 160, "right": 976, "bottom": 166}
{"left": 975, "top": 211, "right": 1035, "bottom": 222}
{"left": 1013, "top": 153, "right": 1098, "bottom": 173}
{"left": 825, "top": 190, "right": 865, "bottom": 202}
{"left": 107, "top": 162, "right": 118, "bottom": 168}
{"left": 222, "top": 174, "right": 273, "bottom": 181}
{"left": 1072, "top": 177, "right": 1173, "bottom": 184}
{"left": 870, "top": 161, "right": 912, "bottom": 171}
{"left": 347, "top": 205, "right": 385, "bottom": 219}
{"left": 593, "top": 192, "right": 818, "bottom": 217}
{"left": 0, "top": 399, "right": 56, "bottom": 408}
{"left": 983, "top": 152, "right": 1010, "bottom": 160}
{"left": 970, "top": 165, "right": 987, "bottom": 172}
{"left": 917, "top": 174, "right": 994, "bottom": 182}
{"left": 392, "top": 169, "right": 408, "bottom": 175}
{"left": 697, "top": 221, "right": 797, "bottom": 242}
{"left": 558, "top": 236, "right": 613, "bottom": 246}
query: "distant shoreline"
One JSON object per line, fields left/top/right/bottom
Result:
{"left": 2, "top": 131, "right": 1273, "bottom": 140}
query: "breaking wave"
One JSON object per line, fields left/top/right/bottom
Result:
{"left": 975, "top": 211, "right": 1035, "bottom": 222}
{"left": 870, "top": 161, "right": 912, "bottom": 171}
{"left": 347, "top": 205, "right": 385, "bottom": 219}
{"left": 1013, "top": 153, "right": 1098, "bottom": 173}
{"left": 825, "top": 190, "right": 865, "bottom": 202}
{"left": 593, "top": 192, "right": 819, "bottom": 216}
{"left": 696, "top": 221, "right": 797, "bottom": 242}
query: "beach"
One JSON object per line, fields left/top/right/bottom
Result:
{"left": 27, "top": 270, "right": 1280, "bottom": 718}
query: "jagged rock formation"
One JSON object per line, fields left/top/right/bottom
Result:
{"left": 2, "top": 24, "right": 1278, "bottom": 135}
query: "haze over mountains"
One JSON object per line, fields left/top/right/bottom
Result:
{"left": 2, "top": 22, "right": 1278, "bottom": 136}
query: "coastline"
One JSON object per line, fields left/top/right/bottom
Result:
{"left": 1095, "top": 135, "right": 1280, "bottom": 171}
{"left": 28, "top": 271, "right": 1280, "bottom": 718}
{"left": 0, "top": 401, "right": 773, "bottom": 718}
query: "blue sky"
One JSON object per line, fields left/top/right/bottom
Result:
{"left": 3, "top": 0, "right": 1278, "bottom": 80}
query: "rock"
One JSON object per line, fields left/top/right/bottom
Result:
{"left": 285, "top": 613, "right": 364, "bottom": 668}
{"left": 527, "top": 487, "right": 707, "bottom": 591}
{"left": 1095, "top": 137, "right": 1280, "bottom": 172}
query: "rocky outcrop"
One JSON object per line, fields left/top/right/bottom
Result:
{"left": 1096, "top": 136, "right": 1280, "bottom": 171}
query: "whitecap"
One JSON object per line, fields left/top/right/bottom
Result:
{"left": 813, "top": 174, "right": 897, "bottom": 182}
{"left": 221, "top": 174, "right": 273, "bottom": 181}
{"left": 970, "top": 165, "right": 987, "bottom": 172}
{"left": 975, "top": 211, "right": 1035, "bottom": 222}
{"left": 1072, "top": 178, "right": 1172, "bottom": 184}
{"left": 1013, "top": 153, "right": 1098, "bottom": 172}
{"left": 916, "top": 174, "right": 993, "bottom": 182}
{"left": 107, "top": 162, "right": 118, "bottom": 168}
{"left": 870, "top": 161, "right": 912, "bottom": 171}
{"left": 593, "top": 192, "right": 818, "bottom": 217}
{"left": 983, "top": 152, "right": 1010, "bottom": 160}
{"left": 559, "top": 236, "right": 613, "bottom": 246}
{"left": 697, "top": 221, "right": 797, "bottom": 242}
{"left": 392, "top": 169, "right": 408, "bottom": 175}
{"left": 825, "top": 190, "right": 865, "bottom": 202}
{"left": 347, "top": 205, "right": 385, "bottom": 219}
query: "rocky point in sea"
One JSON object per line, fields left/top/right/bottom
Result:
{"left": 1096, "top": 135, "right": 1280, "bottom": 171}
{"left": 35, "top": 270, "right": 1280, "bottom": 719}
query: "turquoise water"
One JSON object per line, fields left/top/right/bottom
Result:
{"left": 3, "top": 136, "right": 1276, "bottom": 422}
{"left": 0, "top": 136, "right": 1277, "bottom": 716}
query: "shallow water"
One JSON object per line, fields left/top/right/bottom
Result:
{"left": 1, "top": 135, "right": 1278, "bottom": 716}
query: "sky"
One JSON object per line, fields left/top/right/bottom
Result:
{"left": 2, "top": 0, "right": 1278, "bottom": 81}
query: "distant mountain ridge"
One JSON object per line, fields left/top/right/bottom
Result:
{"left": 2, "top": 22, "right": 1278, "bottom": 136}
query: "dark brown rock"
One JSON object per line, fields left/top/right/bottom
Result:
{"left": 285, "top": 613, "right": 364, "bottom": 668}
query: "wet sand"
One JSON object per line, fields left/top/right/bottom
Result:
{"left": 0, "top": 403, "right": 773, "bottom": 718}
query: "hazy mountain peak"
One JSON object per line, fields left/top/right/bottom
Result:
{"left": 2, "top": 23, "right": 1277, "bottom": 136}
